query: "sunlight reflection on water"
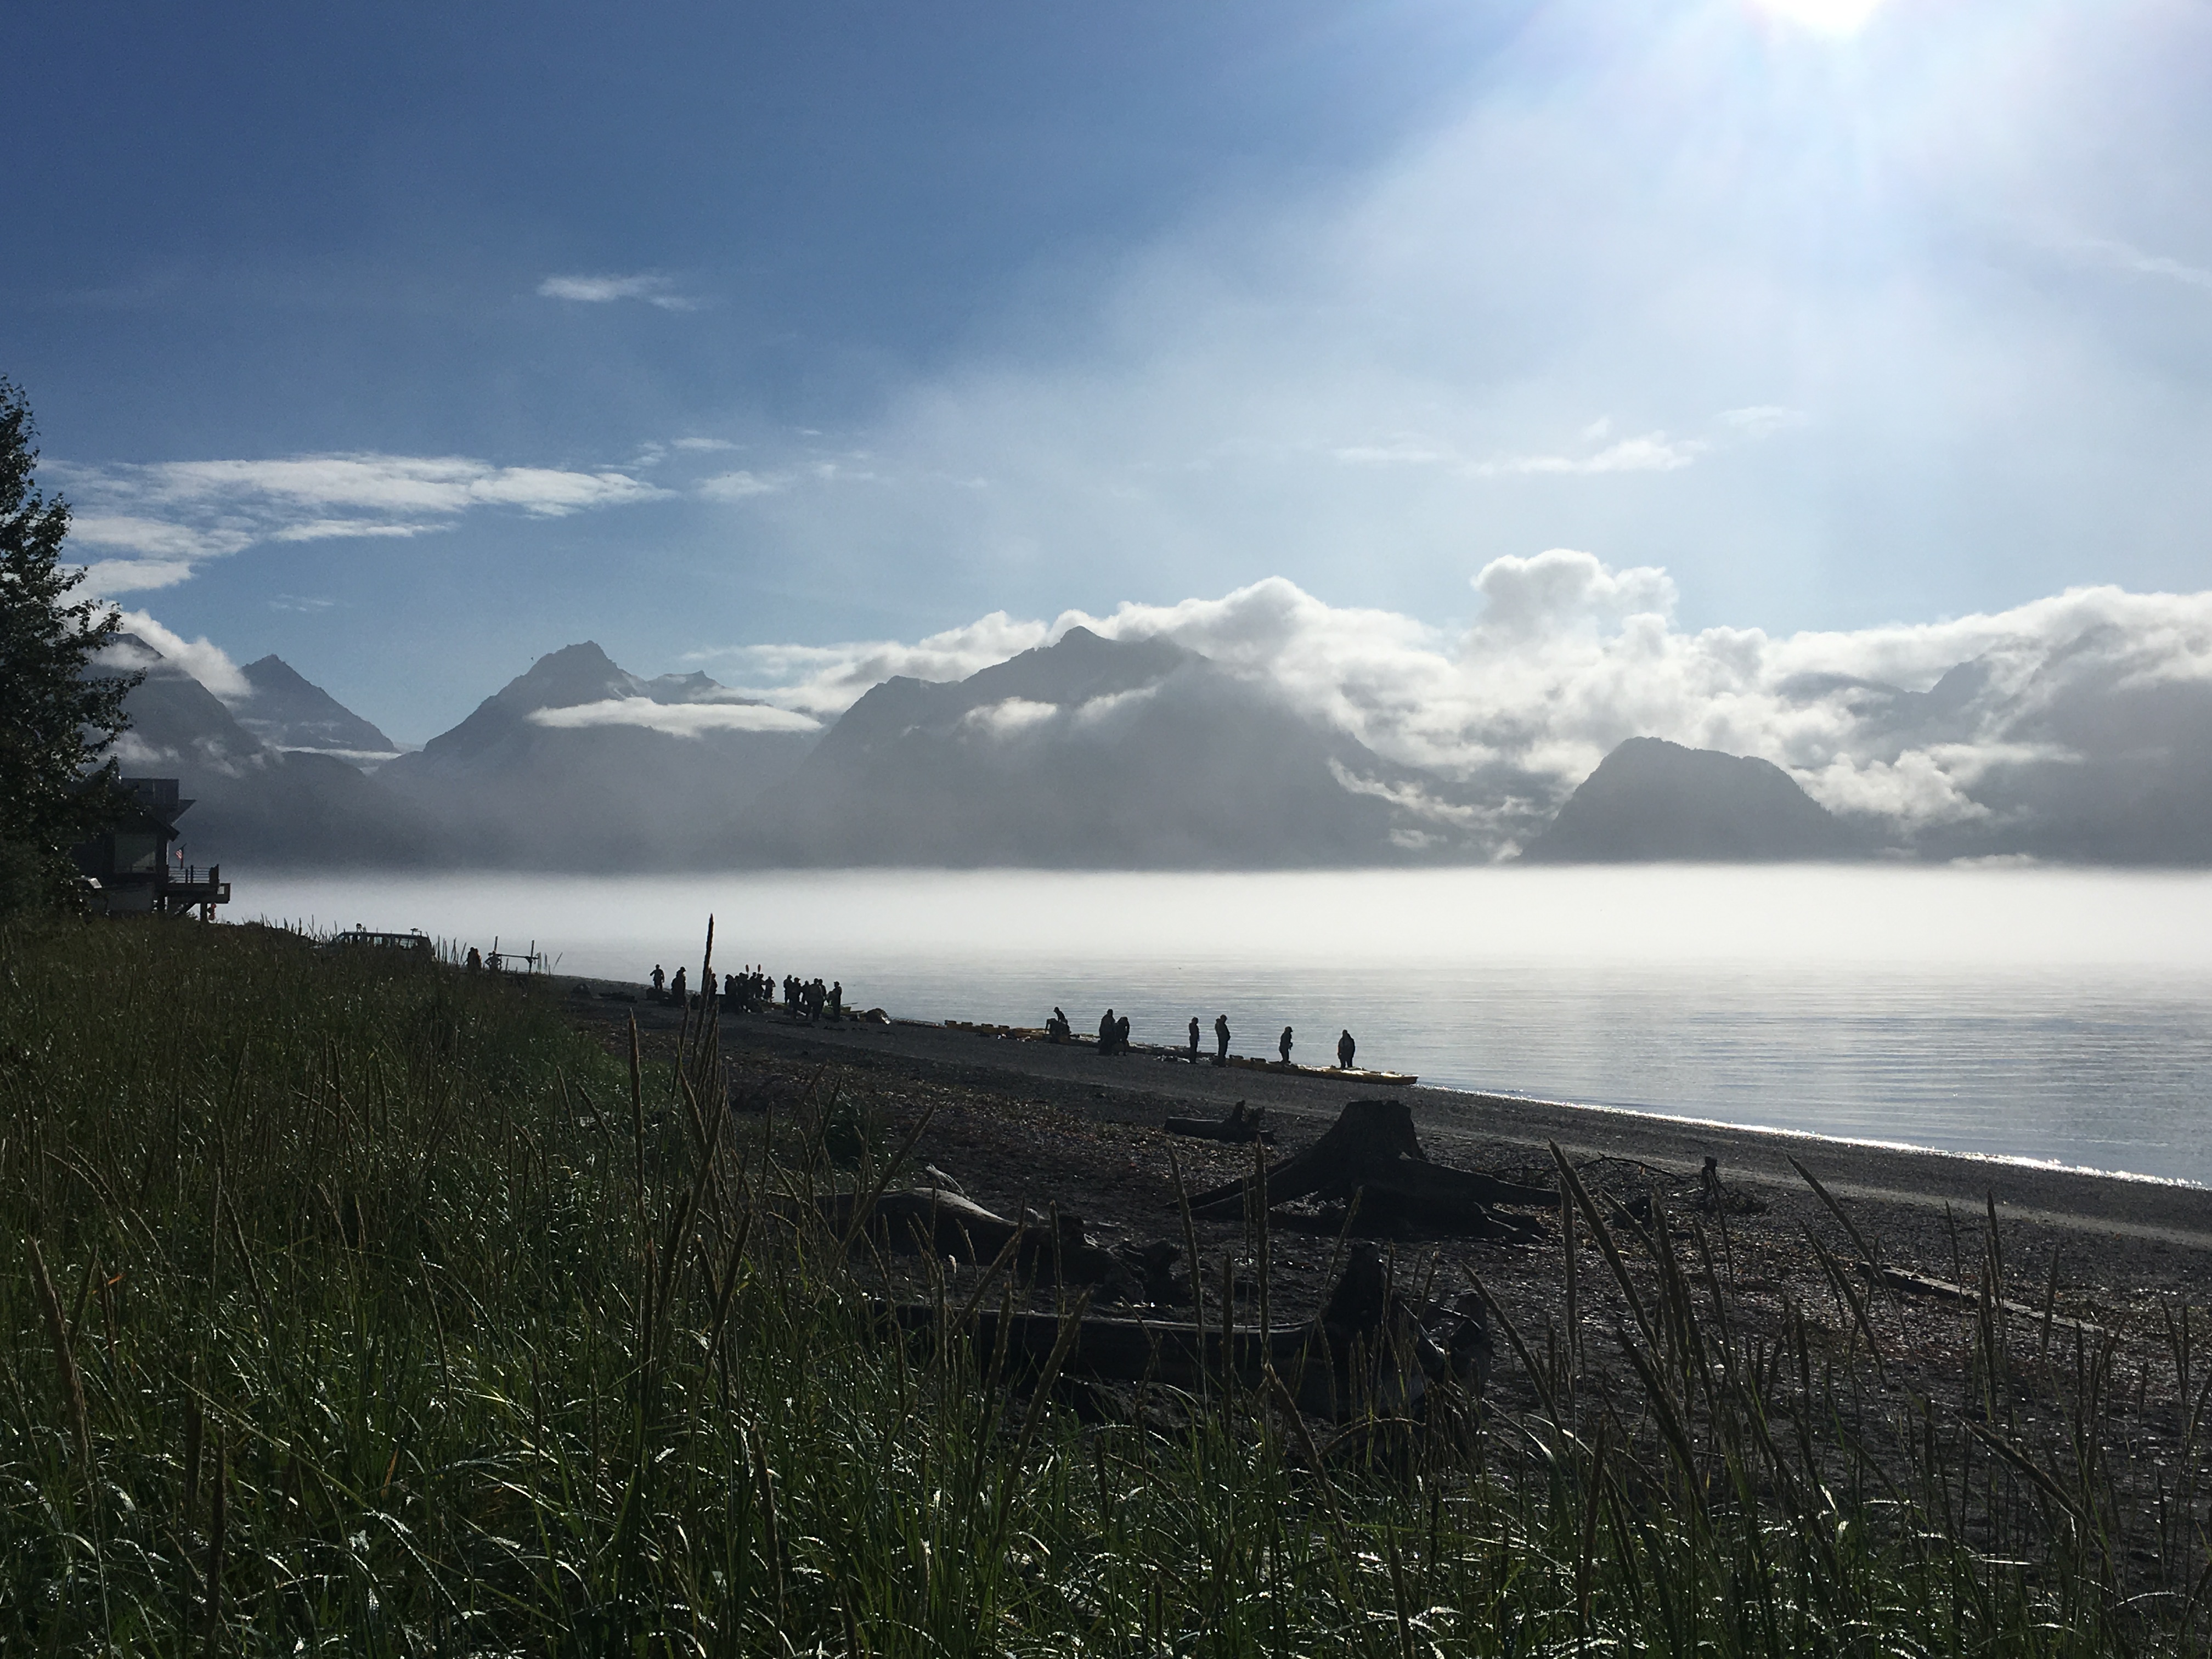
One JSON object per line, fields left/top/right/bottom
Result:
{"left": 247, "top": 866, "right": 2212, "bottom": 1184}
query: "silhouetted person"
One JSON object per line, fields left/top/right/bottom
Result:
{"left": 1279, "top": 1025, "right": 1294, "bottom": 1064}
{"left": 1187, "top": 1017, "right": 1200, "bottom": 1064}
{"left": 1098, "top": 1009, "right": 1116, "bottom": 1053}
{"left": 669, "top": 966, "right": 687, "bottom": 1005}
{"left": 1338, "top": 1029, "right": 1356, "bottom": 1070}
{"left": 466, "top": 947, "right": 483, "bottom": 973}
{"left": 830, "top": 981, "right": 843, "bottom": 1020}
{"left": 1214, "top": 1014, "right": 1230, "bottom": 1066}
{"left": 724, "top": 973, "right": 738, "bottom": 1001}
{"left": 1051, "top": 1006, "right": 1070, "bottom": 1041}
{"left": 1115, "top": 1013, "right": 1131, "bottom": 1052}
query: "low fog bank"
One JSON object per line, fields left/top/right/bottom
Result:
{"left": 102, "top": 558, "right": 2212, "bottom": 871}
{"left": 245, "top": 865, "right": 2212, "bottom": 975}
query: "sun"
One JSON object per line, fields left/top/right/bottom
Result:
{"left": 1749, "top": 0, "right": 1888, "bottom": 35}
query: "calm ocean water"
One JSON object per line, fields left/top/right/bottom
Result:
{"left": 247, "top": 866, "right": 2212, "bottom": 1186}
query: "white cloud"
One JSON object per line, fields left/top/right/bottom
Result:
{"left": 53, "top": 452, "right": 667, "bottom": 593}
{"left": 1476, "top": 433, "right": 1707, "bottom": 476}
{"left": 269, "top": 519, "right": 447, "bottom": 543}
{"left": 2073, "top": 236, "right": 2212, "bottom": 293}
{"left": 697, "top": 470, "right": 782, "bottom": 500}
{"left": 527, "top": 698, "right": 821, "bottom": 737}
{"left": 1333, "top": 439, "right": 1453, "bottom": 467}
{"left": 113, "top": 610, "right": 252, "bottom": 702}
{"left": 123, "top": 454, "right": 665, "bottom": 516}
{"left": 674, "top": 437, "right": 743, "bottom": 452}
{"left": 961, "top": 698, "right": 1060, "bottom": 737}
{"left": 689, "top": 611, "right": 1057, "bottom": 714}
{"left": 80, "top": 558, "right": 199, "bottom": 594}
{"left": 68, "top": 514, "right": 251, "bottom": 558}
{"left": 1326, "top": 759, "right": 1487, "bottom": 828}
{"left": 1468, "top": 548, "right": 1677, "bottom": 640}
{"left": 537, "top": 273, "right": 698, "bottom": 311}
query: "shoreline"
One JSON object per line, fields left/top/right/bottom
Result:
{"left": 1424, "top": 1086, "right": 2212, "bottom": 1193}
{"left": 574, "top": 978, "right": 2212, "bottom": 1282}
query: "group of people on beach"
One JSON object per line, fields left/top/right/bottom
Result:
{"left": 647, "top": 963, "right": 845, "bottom": 1023}
{"left": 1048, "top": 1005, "right": 1361, "bottom": 1071}
{"left": 639, "top": 960, "right": 1362, "bottom": 1066}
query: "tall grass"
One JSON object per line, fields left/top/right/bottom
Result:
{"left": 2, "top": 914, "right": 2204, "bottom": 1654}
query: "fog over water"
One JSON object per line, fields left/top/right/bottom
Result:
{"left": 248, "top": 866, "right": 2212, "bottom": 1186}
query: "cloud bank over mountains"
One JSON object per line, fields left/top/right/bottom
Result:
{"left": 695, "top": 554, "right": 2212, "bottom": 855}
{"left": 98, "top": 553, "right": 2212, "bottom": 867}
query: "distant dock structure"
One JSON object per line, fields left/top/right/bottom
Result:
{"left": 70, "top": 777, "right": 232, "bottom": 919}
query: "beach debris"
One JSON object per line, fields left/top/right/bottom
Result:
{"left": 1121, "top": 1239, "right": 1190, "bottom": 1305}
{"left": 1857, "top": 1261, "right": 2111, "bottom": 1341}
{"left": 816, "top": 1186, "right": 1124, "bottom": 1286}
{"left": 1163, "top": 1100, "right": 1273, "bottom": 1145}
{"left": 1695, "top": 1155, "right": 1768, "bottom": 1215}
{"left": 1183, "top": 1098, "right": 1555, "bottom": 1240}
{"left": 885, "top": 1246, "right": 1489, "bottom": 1422}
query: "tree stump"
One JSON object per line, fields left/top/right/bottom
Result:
{"left": 1186, "top": 1098, "right": 1555, "bottom": 1237}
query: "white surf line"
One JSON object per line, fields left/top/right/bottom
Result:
{"left": 1410, "top": 1082, "right": 2211, "bottom": 1194}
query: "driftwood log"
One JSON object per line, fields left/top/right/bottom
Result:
{"left": 891, "top": 1248, "right": 1490, "bottom": 1420}
{"left": 820, "top": 1187, "right": 1125, "bottom": 1285}
{"left": 1163, "top": 1101, "right": 1273, "bottom": 1145}
{"left": 1857, "top": 1261, "right": 2112, "bottom": 1341}
{"left": 1187, "top": 1099, "right": 1555, "bottom": 1240}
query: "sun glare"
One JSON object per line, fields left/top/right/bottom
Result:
{"left": 1750, "top": 0, "right": 1887, "bottom": 36}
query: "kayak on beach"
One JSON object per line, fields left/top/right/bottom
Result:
{"left": 939, "top": 1019, "right": 1418, "bottom": 1086}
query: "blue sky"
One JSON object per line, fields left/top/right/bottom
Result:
{"left": 9, "top": 0, "right": 2211, "bottom": 741}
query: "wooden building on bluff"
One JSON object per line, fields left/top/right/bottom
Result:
{"left": 71, "top": 777, "right": 232, "bottom": 918}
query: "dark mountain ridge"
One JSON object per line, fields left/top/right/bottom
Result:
{"left": 92, "top": 637, "right": 441, "bottom": 868}
{"left": 1519, "top": 736, "right": 1866, "bottom": 863}
{"left": 234, "top": 655, "right": 399, "bottom": 761}
{"left": 740, "top": 627, "right": 1482, "bottom": 867}
{"left": 380, "top": 642, "right": 819, "bottom": 869}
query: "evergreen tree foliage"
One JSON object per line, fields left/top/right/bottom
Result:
{"left": 0, "top": 377, "right": 140, "bottom": 911}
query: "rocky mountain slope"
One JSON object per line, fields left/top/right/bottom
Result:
{"left": 93, "top": 637, "right": 440, "bottom": 867}
{"left": 1519, "top": 736, "right": 1867, "bottom": 863}
{"left": 232, "top": 655, "right": 401, "bottom": 763}
{"left": 739, "top": 627, "right": 1483, "bottom": 867}
{"left": 379, "top": 642, "right": 819, "bottom": 868}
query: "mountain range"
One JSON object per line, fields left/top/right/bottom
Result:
{"left": 743, "top": 627, "right": 1483, "bottom": 867}
{"left": 87, "top": 625, "right": 2212, "bottom": 870}
{"left": 94, "top": 636, "right": 437, "bottom": 868}
{"left": 376, "top": 642, "right": 818, "bottom": 868}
